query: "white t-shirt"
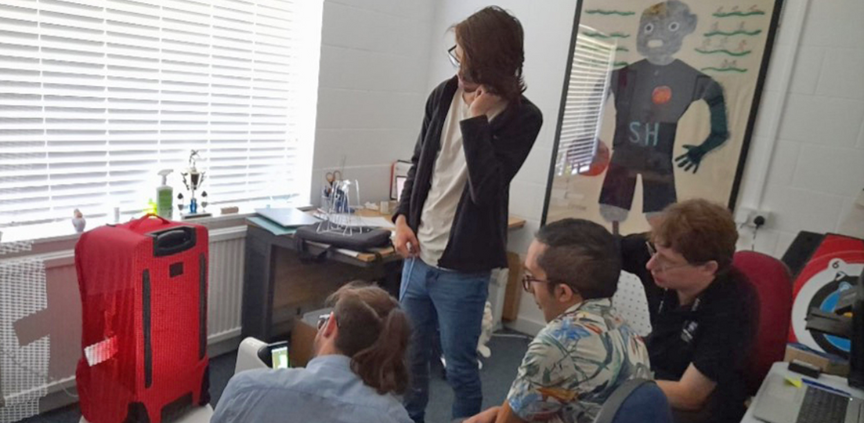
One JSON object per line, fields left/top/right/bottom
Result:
{"left": 417, "top": 89, "right": 471, "bottom": 267}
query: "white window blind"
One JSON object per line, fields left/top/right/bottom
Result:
{"left": 554, "top": 25, "right": 616, "bottom": 176}
{"left": 0, "top": 0, "right": 321, "bottom": 229}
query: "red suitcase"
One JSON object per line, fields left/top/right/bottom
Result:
{"left": 75, "top": 214, "right": 210, "bottom": 423}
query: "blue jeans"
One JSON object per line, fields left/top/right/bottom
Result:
{"left": 400, "top": 258, "right": 490, "bottom": 423}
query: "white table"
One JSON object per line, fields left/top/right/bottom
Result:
{"left": 742, "top": 362, "right": 864, "bottom": 422}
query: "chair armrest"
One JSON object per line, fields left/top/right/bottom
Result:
{"left": 234, "top": 337, "right": 271, "bottom": 374}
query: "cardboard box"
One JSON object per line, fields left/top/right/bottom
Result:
{"left": 784, "top": 343, "right": 850, "bottom": 377}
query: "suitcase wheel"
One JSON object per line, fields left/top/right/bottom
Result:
{"left": 123, "top": 402, "right": 150, "bottom": 423}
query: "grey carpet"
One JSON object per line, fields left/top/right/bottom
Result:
{"left": 425, "top": 330, "right": 532, "bottom": 423}
{"left": 17, "top": 330, "right": 531, "bottom": 423}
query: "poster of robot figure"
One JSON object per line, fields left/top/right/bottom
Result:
{"left": 543, "top": 0, "right": 783, "bottom": 233}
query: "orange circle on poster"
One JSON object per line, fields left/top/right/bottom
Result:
{"left": 652, "top": 86, "right": 672, "bottom": 105}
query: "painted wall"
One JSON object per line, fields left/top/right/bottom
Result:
{"left": 311, "top": 0, "right": 438, "bottom": 206}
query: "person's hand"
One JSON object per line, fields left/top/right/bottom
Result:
{"left": 394, "top": 215, "right": 420, "bottom": 258}
{"left": 469, "top": 85, "right": 505, "bottom": 119}
{"left": 463, "top": 406, "right": 500, "bottom": 423}
{"left": 674, "top": 144, "right": 708, "bottom": 173}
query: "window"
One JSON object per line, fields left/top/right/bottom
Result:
{"left": 0, "top": 0, "right": 321, "bottom": 230}
{"left": 554, "top": 25, "right": 616, "bottom": 176}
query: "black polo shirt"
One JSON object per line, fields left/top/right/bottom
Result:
{"left": 621, "top": 234, "right": 759, "bottom": 423}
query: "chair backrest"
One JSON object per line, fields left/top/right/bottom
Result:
{"left": 732, "top": 250, "right": 793, "bottom": 395}
{"left": 613, "top": 272, "right": 653, "bottom": 337}
{"left": 593, "top": 379, "right": 673, "bottom": 423}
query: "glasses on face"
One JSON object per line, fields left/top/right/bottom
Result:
{"left": 522, "top": 273, "right": 550, "bottom": 293}
{"left": 646, "top": 241, "right": 695, "bottom": 274}
{"left": 447, "top": 45, "right": 460, "bottom": 68}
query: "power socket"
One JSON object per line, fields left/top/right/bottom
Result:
{"left": 736, "top": 207, "right": 772, "bottom": 228}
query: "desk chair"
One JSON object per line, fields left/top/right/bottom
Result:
{"left": 593, "top": 379, "right": 673, "bottom": 423}
{"left": 732, "top": 251, "right": 793, "bottom": 395}
{"left": 613, "top": 272, "right": 653, "bottom": 337}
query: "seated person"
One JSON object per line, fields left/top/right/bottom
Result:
{"left": 212, "top": 283, "right": 413, "bottom": 423}
{"left": 620, "top": 199, "right": 758, "bottom": 423}
{"left": 468, "top": 218, "right": 651, "bottom": 423}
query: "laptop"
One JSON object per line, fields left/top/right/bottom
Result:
{"left": 255, "top": 208, "right": 320, "bottom": 228}
{"left": 753, "top": 373, "right": 864, "bottom": 423}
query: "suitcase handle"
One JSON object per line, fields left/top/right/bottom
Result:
{"left": 151, "top": 227, "right": 197, "bottom": 257}
{"left": 130, "top": 213, "right": 170, "bottom": 230}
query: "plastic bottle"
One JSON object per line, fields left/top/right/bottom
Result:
{"left": 156, "top": 169, "right": 173, "bottom": 219}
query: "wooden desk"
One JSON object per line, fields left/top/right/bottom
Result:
{"left": 241, "top": 215, "right": 527, "bottom": 341}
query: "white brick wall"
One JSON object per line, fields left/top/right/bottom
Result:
{"left": 736, "top": 0, "right": 864, "bottom": 256}
{"left": 311, "top": 0, "right": 437, "bottom": 205}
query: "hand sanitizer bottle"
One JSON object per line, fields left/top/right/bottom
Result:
{"left": 156, "top": 169, "right": 174, "bottom": 219}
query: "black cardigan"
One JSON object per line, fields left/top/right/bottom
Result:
{"left": 394, "top": 77, "right": 543, "bottom": 272}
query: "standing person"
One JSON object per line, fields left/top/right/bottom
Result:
{"left": 211, "top": 283, "right": 413, "bottom": 423}
{"left": 392, "top": 6, "right": 543, "bottom": 422}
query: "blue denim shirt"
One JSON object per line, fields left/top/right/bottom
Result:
{"left": 211, "top": 354, "right": 412, "bottom": 423}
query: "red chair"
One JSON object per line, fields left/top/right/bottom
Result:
{"left": 733, "top": 251, "right": 793, "bottom": 395}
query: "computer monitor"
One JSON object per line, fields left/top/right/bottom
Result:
{"left": 849, "top": 268, "right": 864, "bottom": 388}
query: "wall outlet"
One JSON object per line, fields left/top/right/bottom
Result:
{"left": 735, "top": 207, "right": 757, "bottom": 225}
{"left": 736, "top": 206, "right": 772, "bottom": 228}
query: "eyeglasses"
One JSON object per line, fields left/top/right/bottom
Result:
{"left": 646, "top": 241, "right": 696, "bottom": 273}
{"left": 522, "top": 273, "right": 551, "bottom": 293}
{"left": 447, "top": 45, "right": 460, "bottom": 68}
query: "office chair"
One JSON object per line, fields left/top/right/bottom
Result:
{"left": 732, "top": 251, "right": 793, "bottom": 395}
{"left": 612, "top": 271, "right": 653, "bottom": 337}
{"left": 593, "top": 379, "right": 673, "bottom": 423}
{"left": 447, "top": 379, "right": 671, "bottom": 423}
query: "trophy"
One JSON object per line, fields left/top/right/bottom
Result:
{"left": 179, "top": 150, "right": 209, "bottom": 217}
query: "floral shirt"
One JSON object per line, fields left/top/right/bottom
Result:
{"left": 507, "top": 298, "right": 651, "bottom": 423}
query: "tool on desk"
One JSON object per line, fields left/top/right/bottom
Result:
{"left": 789, "top": 359, "right": 823, "bottom": 379}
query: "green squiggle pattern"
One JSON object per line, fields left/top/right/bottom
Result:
{"left": 695, "top": 48, "right": 752, "bottom": 57}
{"left": 701, "top": 66, "right": 747, "bottom": 73}
{"left": 704, "top": 29, "right": 763, "bottom": 37}
{"left": 586, "top": 9, "right": 636, "bottom": 16}
{"left": 613, "top": 62, "right": 629, "bottom": 68}
{"left": 713, "top": 11, "right": 765, "bottom": 17}
{"left": 585, "top": 31, "right": 631, "bottom": 39}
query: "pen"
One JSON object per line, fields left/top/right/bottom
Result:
{"left": 802, "top": 378, "right": 853, "bottom": 397}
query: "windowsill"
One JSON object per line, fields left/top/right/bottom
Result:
{"left": 0, "top": 201, "right": 313, "bottom": 247}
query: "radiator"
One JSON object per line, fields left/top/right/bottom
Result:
{"left": 0, "top": 225, "right": 246, "bottom": 420}
{"left": 206, "top": 228, "right": 247, "bottom": 342}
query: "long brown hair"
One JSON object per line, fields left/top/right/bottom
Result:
{"left": 325, "top": 282, "right": 411, "bottom": 395}
{"left": 454, "top": 6, "right": 526, "bottom": 102}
